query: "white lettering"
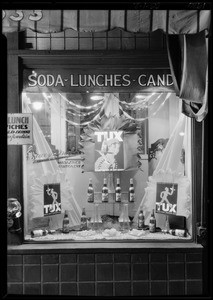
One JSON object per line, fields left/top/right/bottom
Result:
{"left": 55, "top": 75, "right": 64, "bottom": 86}
{"left": 157, "top": 74, "right": 165, "bottom": 86}
{"left": 138, "top": 74, "right": 147, "bottom": 86}
{"left": 122, "top": 74, "right": 131, "bottom": 86}
{"left": 70, "top": 75, "right": 79, "bottom": 86}
{"left": 167, "top": 74, "right": 173, "bottom": 86}
{"left": 37, "top": 75, "right": 46, "bottom": 86}
{"left": 147, "top": 75, "right": 156, "bottom": 86}
{"left": 28, "top": 74, "right": 37, "bottom": 87}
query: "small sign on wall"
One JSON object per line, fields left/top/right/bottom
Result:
{"left": 7, "top": 113, "right": 33, "bottom": 145}
{"left": 43, "top": 183, "right": 62, "bottom": 216}
{"left": 156, "top": 182, "right": 178, "bottom": 215}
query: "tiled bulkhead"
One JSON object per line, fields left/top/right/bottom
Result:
{"left": 7, "top": 249, "right": 204, "bottom": 296}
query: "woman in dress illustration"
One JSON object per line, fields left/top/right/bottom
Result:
{"left": 95, "top": 138, "right": 121, "bottom": 171}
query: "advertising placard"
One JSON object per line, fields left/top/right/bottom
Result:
{"left": 43, "top": 183, "right": 62, "bottom": 216}
{"left": 94, "top": 131, "right": 124, "bottom": 171}
{"left": 7, "top": 113, "right": 33, "bottom": 145}
{"left": 155, "top": 182, "right": 178, "bottom": 215}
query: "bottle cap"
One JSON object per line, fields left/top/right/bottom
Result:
{"left": 130, "top": 178, "right": 133, "bottom": 184}
{"left": 117, "top": 178, "right": 120, "bottom": 184}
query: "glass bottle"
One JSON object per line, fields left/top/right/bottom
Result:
{"left": 128, "top": 178, "right": 135, "bottom": 202}
{"left": 102, "top": 178, "right": 109, "bottom": 202}
{"left": 87, "top": 178, "right": 94, "bottom": 203}
{"left": 149, "top": 209, "right": 156, "bottom": 233}
{"left": 31, "top": 229, "right": 48, "bottom": 237}
{"left": 165, "top": 215, "right": 170, "bottom": 231}
{"left": 121, "top": 203, "right": 130, "bottom": 232}
{"left": 80, "top": 207, "right": 87, "bottom": 230}
{"left": 93, "top": 203, "right": 102, "bottom": 231}
{"left": 138, "top": 209, "right": 145, "bottom": 230}
{"left": 62, "top": 210, "right": 70, "bottom": 233}
{"left": 115, "top": 178, "right": 121, "bottom": 202}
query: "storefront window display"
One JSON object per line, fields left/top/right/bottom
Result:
{"left": 21, "top": 71, "right": 192, "bottom": 242}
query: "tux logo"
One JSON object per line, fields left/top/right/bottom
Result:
{"left": 43, "top": 183, "right": 61, "bottom": 216}
{"left": 155, "top": 183, "right": 178, "bottom": 215}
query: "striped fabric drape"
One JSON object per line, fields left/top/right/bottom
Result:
{"left": 2, "top": 10, "right": 211, "bottom": 34}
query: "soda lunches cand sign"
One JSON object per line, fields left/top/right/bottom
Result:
{"left": 23, "top": 69, "right": 175, "bottom": 93}
{"left": 7, "top": 113, "right": 33, "bottom": 145}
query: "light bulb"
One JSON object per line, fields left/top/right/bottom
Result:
{"left": 32, "top": 101, "right": 43, "bottom": 110}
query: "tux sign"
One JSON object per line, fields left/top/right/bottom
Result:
{"left": 43, "top": 183, "right": 62, "bottom": 216}
{"left": 155, "top": 183, "right": 178, "bottom": 215}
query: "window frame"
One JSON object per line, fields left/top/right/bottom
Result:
{"left": 7, "top": 44, "right": 198, "bottom": 244}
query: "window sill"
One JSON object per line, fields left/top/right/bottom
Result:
{"left": 8, "top": 241, "right": 202, "bottom": 254}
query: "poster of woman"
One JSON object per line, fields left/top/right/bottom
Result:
{"left": 94, "top": 131, "right": 124, "bottom": 171}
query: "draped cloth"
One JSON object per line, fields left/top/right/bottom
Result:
{"left": 133, "top": 113, "right": 191, "bottom": 225}
{"left": 166, "top": 30, "right": 208, "bottom": 121}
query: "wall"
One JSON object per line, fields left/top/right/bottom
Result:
{"left": 7, "top": 248, "right": 203, "bottom": 296}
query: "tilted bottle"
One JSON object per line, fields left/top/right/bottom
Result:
{"left": 128, "top": 178, "right": 135, "bottom": 202}
{"left": 102, "top": 178, "right": 109, "bottom": 202}
{"left": 62, "top": 210, "right": 70, "bottom": 233}
{"left": 31, "top": 229, "right": 48, "bottom": 237}
{"left": 115, "top": 178, "right": 121, "bottom": 202}
{"left": 80, "top": 207, "right": 87, "bottom": 230}
{"left": 87, "top": 178, "right": 94, "bottom": 203}
{"left": 138, "top": 209, "right": 145, "bottom": 229}
{"left": 149, "top": 209, "right": 156, "bottom": 233}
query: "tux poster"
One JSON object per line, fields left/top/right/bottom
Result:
{"left": 94, "top": 131, "right": 124, "bottom": 172}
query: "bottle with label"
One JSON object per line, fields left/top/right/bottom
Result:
{"left": 102, "top": 178, "right": 109, "bottom": 202}
{"left": 80, "top": 207, "right": 87, "bottom": 230}
{"left": 128, "top": 178, "right": 135, "bottom": 202}
{"left": 31, "top": 229, "right": 56, "bottom": 238}
{"left": 31, "top": 229, "right": 48, "bottom": 237}
{"left": 149, "top": 209, "right": 156, "bottom": 233}
{"left": 138, "top": 209, "right": 145, "bottom": 230}
{"left": 87, "top": 178, "right": 94, "bottom": 203}
{"left": 115, "top": 178, "right": 122, "bottom": 202}
{"left": 62, "top": 210, "right": 70, "bottom": 233}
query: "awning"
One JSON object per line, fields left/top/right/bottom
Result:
{"left": 2, "top": 10, "right": 211, "bottom": 34}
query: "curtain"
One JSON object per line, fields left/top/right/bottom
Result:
{"left": 166, "top": 30, "right": 208, "bottom": 121}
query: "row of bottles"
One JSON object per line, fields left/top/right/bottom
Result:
{"left": 138, "top": 208, "right": 157, "bottom": 232}
{"left": 87, "top": 177, "right": 135, "bottom": 203}
{"left": 31, "top": 208, "right": 186, "bottom": 237}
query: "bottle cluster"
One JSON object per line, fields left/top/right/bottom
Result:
{"left": 87, "top": 177, "right": 135, "bottom": 203}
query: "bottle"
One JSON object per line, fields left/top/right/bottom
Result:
{"left": 62, "top": 210, "right": 70, "bottom": 233}
{"left": 115, "top": 178, "right": 122, "bottom": 202}
{"left": 149, "top": 209, "right": 156, "bottom": 233}
{"left": 165, "top": 215, "right": 170, "bottom": 231}
{"left": 102, "top": 178, "right": 109, "bottom": 202}
{"left": 31, "top": 229, "right": 48, "bottom": 237}
{"left": 81, "top": 207, "right": 87, "bottom": 230}
{"left": 87, "top": 178, "right": 94, "bottom": 203}
{"left": 128, "top": 178, "right": 135, "bottom": 202}
{"left": 169, "top": 229, "right": 187, "bottom": 237}
{"left": 138, "top": 209, "right": 145, "bottom": 230}
{"left": 121, "top": 203, "right": 130, "bottom": 232}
